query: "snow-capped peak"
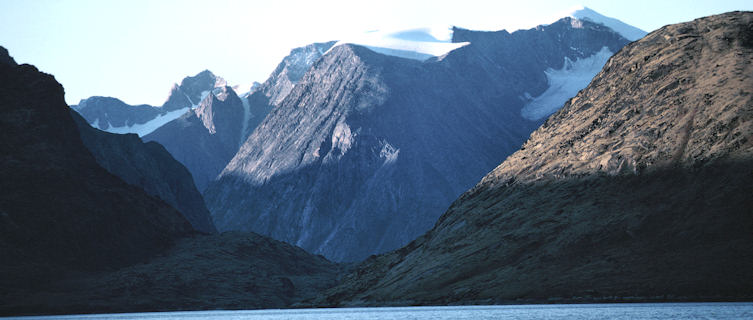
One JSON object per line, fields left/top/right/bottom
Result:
{"left": 567, "top": 6, "right": 647, "bottom": 41}
{"left": 333, "top": 26, "right": 469, "bottom": 61}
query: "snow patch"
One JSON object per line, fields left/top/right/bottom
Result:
{"left": 333, "top": 27, "right": 469, "bottom": 61}
{"left": 197, "top": 90, "right": 210, "bottom": 106}
{"left": 521, "top": 47, "right": 613, "bottom": 121}
{"left": 239, "top": 93, "right": 251, "bottom": 145}
{"left": 570, "top": 19, "right": 584, "bottom": 29}
{"left": 379, "top": 141, "right": 399, "bottom": 165}
{"left": 102, "top": 107, "right": 190, "bottom": 137}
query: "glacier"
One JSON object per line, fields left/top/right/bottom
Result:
{"left": 103, "top": 107, "right": 190, "bottom": 137}
{"left": 521, "top": 46, "right": 613, "bottom": 121}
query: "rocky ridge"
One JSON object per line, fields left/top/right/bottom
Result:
{"left": 70, "top": 111, "right": 217, "bottom": 233}
{"left": 143, "top": 42, "right": 336, "bottom": 192}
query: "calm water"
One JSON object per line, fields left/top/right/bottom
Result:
{"left": 5, "top": 303, "right": 753, "bottom": 320}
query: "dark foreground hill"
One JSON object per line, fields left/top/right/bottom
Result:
{"left": 0, "top": 48, "right": 193, "bottom": 292}
{"left": 2, "top": 232, "right": 340, "bottom": 315}
{"left": 317, "top": 11, "right": 753, "bottom": 306}
{"left": 0, "top": 47, "right": 339, "bottom": 316}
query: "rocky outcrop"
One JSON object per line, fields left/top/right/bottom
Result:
{"left": 0, "top": 47, "right": 194, "bottom": 289}
{"left": 143, "top": 86, "right": 245, "bottom": 192}
{"left": 205, "top": 18, "right": 629, "bottom": 262}
{"left": 70, "top": 111, "right": 217, "bottom": 233}
{"left": 318, "top": 11, "right": 753, "bottom": 305}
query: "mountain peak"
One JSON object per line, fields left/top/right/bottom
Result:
{"left": 566, "top": 6, "right": 647, "bottom": 41}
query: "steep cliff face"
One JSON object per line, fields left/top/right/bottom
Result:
{"left": 257, "top": 41, "right": 337, "bottom": 107}
{"left": 143, "top": 42, "right": 336, "bottom": 192}
{"left": 319, "top": 11, "right": 753, "bottom": 305}
{"left": 205, "top": 18, "right": 629, "bottom": 262}
{"left": 70, "top": 111, "right": 217, "bottom": 233}
{"left": 239, "top": 41, "right": 338, "bottom": 142}
{"left": 143, "top": 86, "right": 245, "bottom": 192}
{"left": 0, "top": 48, "right": 194, "bottom": 288}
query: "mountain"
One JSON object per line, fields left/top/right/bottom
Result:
{"left": 143, "top": 86, "right": 245, "bottom": 192}
{"left": 0, "top": 46, "right": 194, "bottom": 288}
{"left": 143, "top": 42, "right": 336, "bottom": 192}
{"left": 568, "top": 6, "right": 648, "bottom": 41}
{"left": 205, "top": 16, "right": 630, "bottom": 262}
{"left": 317, "top": 11, "right": 753, "bottom": 305}
{"left": 71, "top": 70, "right": 224, "bottom": 137}
{"left": 0, "top": 48, "right": 339, "bottom": 315}
{"left": 70, "top": 111, "right": 217, "bottom": 233}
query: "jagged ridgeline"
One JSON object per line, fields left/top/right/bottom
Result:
{"left": 205, "top": 17, "right": 630, "bottom": 262}
{"left": 143, "top": 42, "right": 337, "bottom": 192}
{"left": 318, "top": 11, "right": 753, "bottom": 305}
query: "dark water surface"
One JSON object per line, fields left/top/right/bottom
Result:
{"left": 5, "top": 303, "right": 752, "bottom": 319}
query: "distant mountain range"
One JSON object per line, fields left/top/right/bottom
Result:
{"left": 71, "top": 70, "right": 224, "bottom": 137}
{"left": 70, "top": 8, "right": 642, "bottom": 263}
{"left": 205, "top": 16, "right": 631, "bottom": 262}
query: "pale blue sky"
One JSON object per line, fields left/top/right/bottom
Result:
{"left": 0, "top": 0, "right": 750, "bottom": 106}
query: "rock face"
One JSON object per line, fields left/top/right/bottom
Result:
{"left": 0, "top": 47, "right": 194, "bottom": 288}
{"left": 2, "top": 232, "right": 340, "bottom": 315}
{"left": 319, "top": 12, "right": 753, "bottom": 305}
{"left": 70, "top": 111, "right": 217, "bottom": 233}
{"left": 257, "top": 41, "right": 337, "bottom": 107}
{"left": 71, "top": 70, "right": 223, "bottom": 137}
{"left": 205, "top": 18, "right": 629, "bottom": 262}
{"left": 143, "top": 86, "right": 245, "bottom": 192}
{"left": 143, "top": 42, "right": 336, "bottom": 192}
